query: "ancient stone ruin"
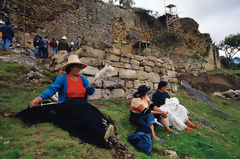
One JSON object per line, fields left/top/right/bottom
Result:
{"left": 50, "top": 45, "right": 178, "bottom": 100}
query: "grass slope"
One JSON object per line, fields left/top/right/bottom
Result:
{"left": 0, "top": 61, "right": 239, "bottom": 159}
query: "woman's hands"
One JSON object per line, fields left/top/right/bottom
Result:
{"left": 153, "top": 106, "right": 168, "bottom": 118}
{"left": 90, "top": 82, "right": 96, "bottom": 88}
{"left": 159, "top": 111, "right": 168, "bottom": 118}
{"left": 30, "top": 96, "right": 42, "bottom": 108}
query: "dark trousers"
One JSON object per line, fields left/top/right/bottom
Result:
{"left": 38, "top": 47, "right": 44, "bottom": 58}
{"left": 43, "top": 47, "right": 48, "bottom": 58}
{"left": 17, "top": 98, "right": 111, "bottom": 148}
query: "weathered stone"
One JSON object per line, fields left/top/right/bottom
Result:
{"left": 80, "top": 66, "right": 99, "bottom": 76}
{"left": 131, "top": 59, "right": 140, "bottom": 66}
{"left": 164, "top": 150, "right": 177, "bottom": 159}
{"left": 147, "top": 56, "right": 157, "bottom": 62}
{"left": 171, "top": 83, "right": 178, "bottom": 92}
{"left": 139, "top": 67, "right": 144, "bottom": 71}
{"left": 134, "top": 55, "right": 146, "bottom": 61}
{"left": 148, "top": 72, "right": 160, "bottom": 83}
{"left": 106, "top": 54, "right": 120, "bottom": 62}
{"left": 54, "top": 64, "right": 62, "bottom": 71}
{"left": 120, "top": 57, "right": 130, "bottom": 63}
{"left": 133, "top": 80, "right": 153, "bottom": 89}
{"left": 74, "top": 48, "right": 83, "bottom": 55}
{"left": 126, "top": 81, "right": 134, "bottom": 88}
{"left": 109, "top": 67, "right": 119, "bottom": 76}
{"left": 125, "top": 89, "right": 136, "bottom": 99}
{"left": 223, "top": 90, "right": 236, "bottom": 98}
{"left": 142, "top": 60, "right": 154, "bottom": 67}
{"left": 56, "top": 53, "right": 68, "bottom": 64}
{"left": 110, "top": 47, "right": 121, "bottom": 55}
{"left": 152, "top": 67, "right": 161, "bottom": 73}
{"left": 167, "top": 70, "right": 176, "bottom": 78}
{"left": 160, "top": 75, "right": 169, "bottom": 82}
{"left": 124, "top": 63, "right": 132, "bottom": 69}
{"left": 82, "top": 46, "right": 105, "bottom": 59}
{"left": 144, "top": 66, "right": 152, "bottom": 72}
{"left": 101, "top": 89, "right": 112, "bottom": 99}
{"left": 132, "top": 65, "right": 139, "bottom": 70}
{"left": 119, "top": 69, "right": 137, "bottom": 79}
{"left": 169, "top": 78, "right": 178, "bottom": 83}
{"left": 102, "top": 77, "right": 125, "bottom": 88}
{"left": 136, "top": 71, "right": 149, "bottom": 80}
{"left": 79, "top": 57, "right": 96, "bottom": 66}
{"left": 235, "top": 90, "right": 240, "bottom": 96}
{"left": 112, "top": 89, "right": 125, "bottom": 98}
{"left": 89, "top": 89, "right": 102, "bottom": 100}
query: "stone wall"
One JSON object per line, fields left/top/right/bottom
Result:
{"left": 203, "top": 44, "right": 221, "bottom": 70}
{"left": 6, "top": 0, "right": 216, "bottom": 62}
{"left": 49, "top": 45, "right": 178, "bottom": 100}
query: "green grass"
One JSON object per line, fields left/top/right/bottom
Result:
{"left": 207, "top": 68, "right": 240, "bottom": 75}
{"left": 0, "top": 61, "right": 240, "bottom": 158}
{"left": 98, "top": 95, "right": 240, "bottom": 159}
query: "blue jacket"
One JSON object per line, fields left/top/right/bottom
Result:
{"left": 0, "top": 25, "right": 14, "bottom": 41}
{"left": 40, "top": 74, "right": 95, "bottom": 103}
{"left": 128, "top": 132, "right": 153, "bottom": 155}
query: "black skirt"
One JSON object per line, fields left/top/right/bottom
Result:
{"left": 17, "top": 98, "right": 111, "bottom": 148}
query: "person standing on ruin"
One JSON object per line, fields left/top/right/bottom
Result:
{"left": 0, "top": 20, "right": 5, "bottom": 49}
{"left": 43, "top": 36, "right": 50, "bottom": 58}
{"left": 58, "top": 36, "right": 69, "bottom": 53}
{"left": 0, "top": 21, "right": 14, "bottom": 51}
{"left": 38, "top": 36, "right": 45, "bottom": 58}
{"left": 50, "top": 38, "right": 57, "bottom": 56}
{"left": 33, "top": 35, "right": 39, "bottom": 57}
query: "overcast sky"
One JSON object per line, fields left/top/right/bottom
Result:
{"left": 104, "top": 0, "right": 240, "bottom": 56}
{"left": 134, "top": 0, "right": 240, "bottom": 43}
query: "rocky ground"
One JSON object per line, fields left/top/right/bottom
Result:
{"left": 177, "top": 73, "right": 240, "bottom": 93}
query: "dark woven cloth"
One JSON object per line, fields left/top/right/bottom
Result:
{"left": 17, "top": 98, "right": 111, "bottom": 148}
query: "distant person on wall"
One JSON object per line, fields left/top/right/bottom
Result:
{"left": 0, "top": 20, "right": 5, "bottom": 49}
{"left": 38, "top": 36, "right": 45, "bottom": 58}
{"left": 55, "top": 39, "right": 59, "bottom": 53}
{"left": 73, "top": 36, "right": 80, "bottom": 50}
{"left": 33, "top": 35, "right": 39, "bottom": 57}
{"left": 50, "top": 38, "right": 57, "bottom": 56}
{"left": 43, "top": 36, "right": 50, "bottom": 58}
{"left": 58, "top": 36, "right": 69, "bottom": 53}
{"left": 70, "top": 41, "right": 74, "bottom": 52}
{"left": 0, "top": 21, "right": 14, "bottom": 51}
{"left": 152, "top": 81, "right": 198, "bottom": 131}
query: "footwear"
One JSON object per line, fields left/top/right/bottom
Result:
{"left": 104, "top": 124, "right": 114, "bottom": 142}
{"left": 159, "top": 138, "right": 165, "bottom": 143}
{"left": 167, "top": 131, "right": 179, "bottom": 135}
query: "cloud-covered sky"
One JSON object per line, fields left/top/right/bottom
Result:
{"left": 134, "top": 0, "right": 240, "bottom": 45}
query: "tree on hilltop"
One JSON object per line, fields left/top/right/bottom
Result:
{"left": 219, "top": 33, "right": 240, "bottom": 60}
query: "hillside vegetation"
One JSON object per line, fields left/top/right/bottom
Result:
{"left": 0, "top": 61, "right": 239, "bottom": 159}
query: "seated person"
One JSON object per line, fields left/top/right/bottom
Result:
{"left": 129, "top": 85, "right": 178, "bottom": 137}
{"left": 152, "top": 81, "right": 198, "bottom": 131}
{"left": 17, "top": 55, "right": 114, "bottom": 148}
